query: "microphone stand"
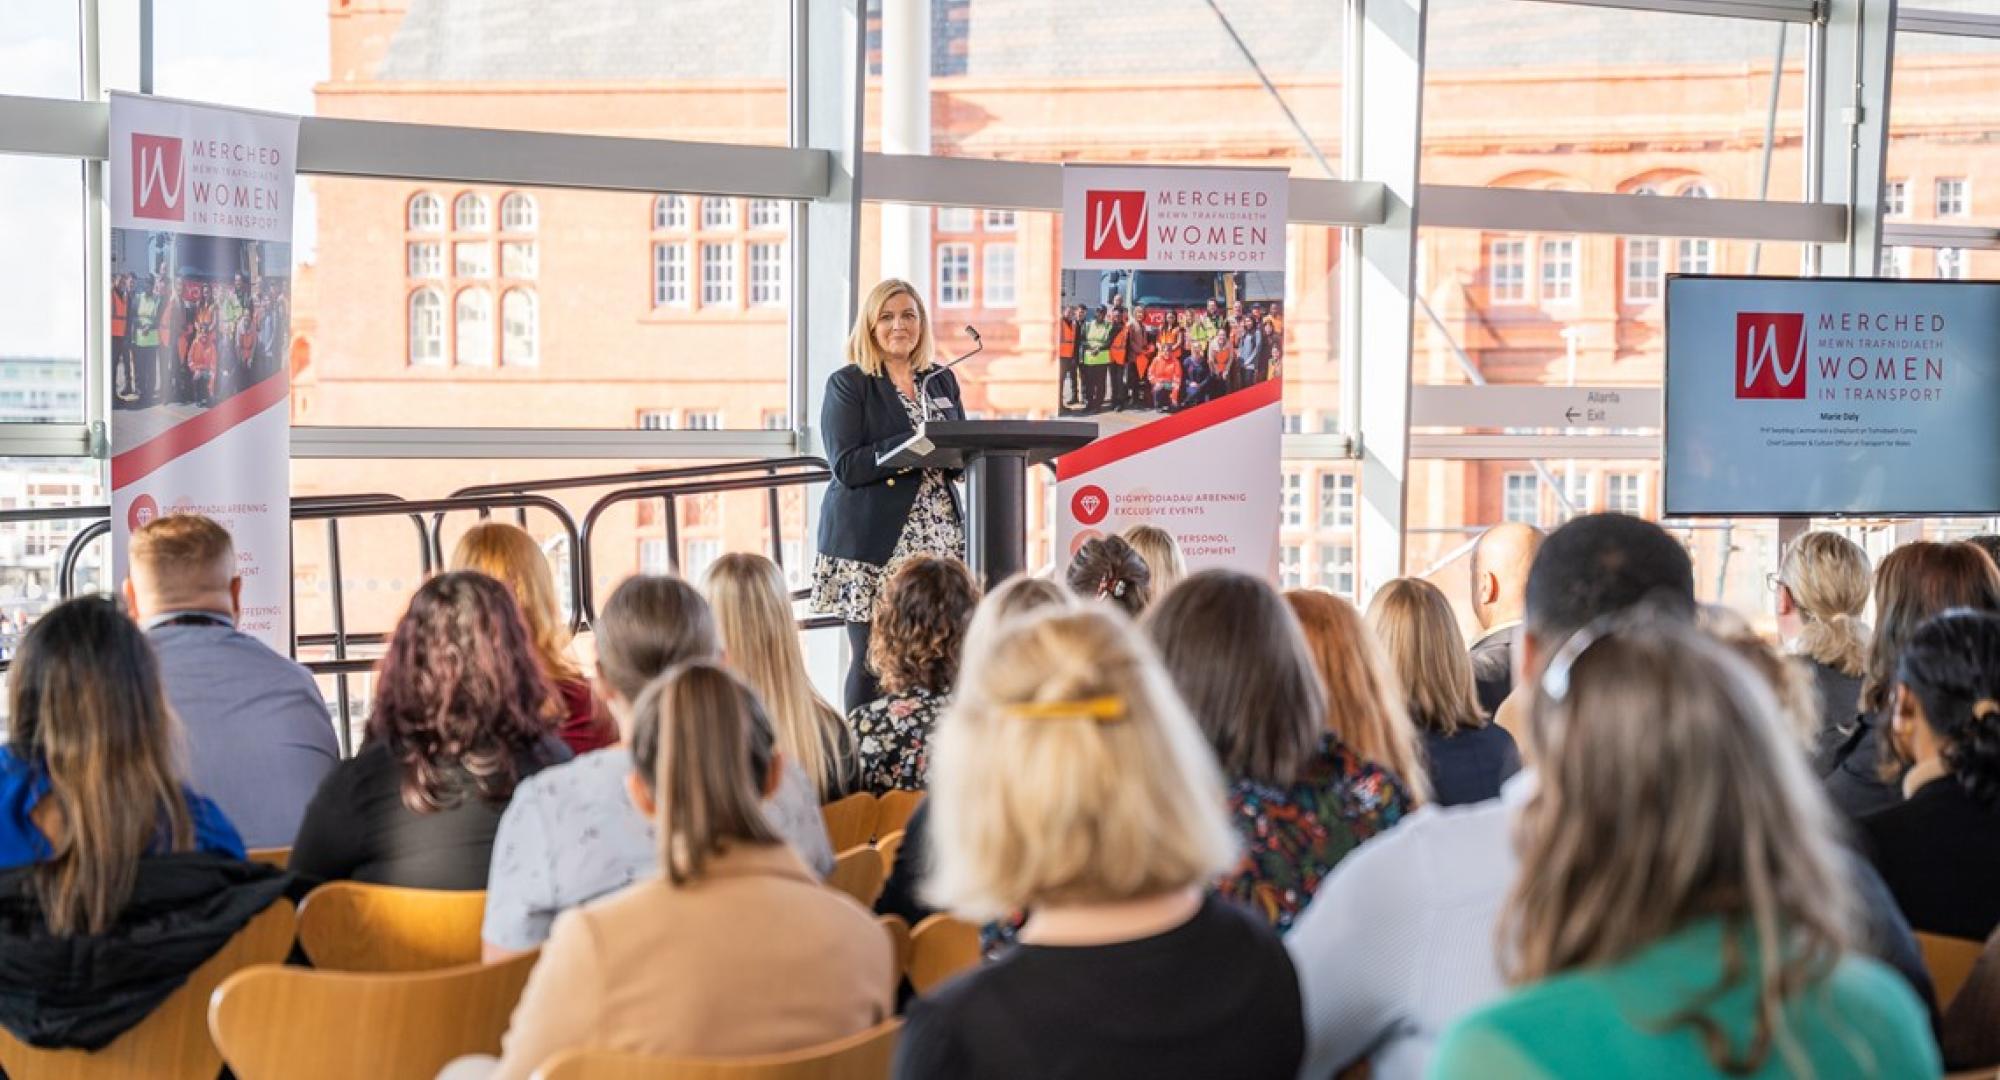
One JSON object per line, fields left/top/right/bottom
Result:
{"left": 920, "top": 326, "right": 984, "bottom": 425}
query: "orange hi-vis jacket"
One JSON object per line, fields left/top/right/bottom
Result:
{"left": 1108, "top": 324, "right": 1134, "bottom": 366}
{"left": 1059, "top": 318, "right": 1076, "bottom": 359}
{"left": 111, "top": 290, "right": 128, "bottom": 337}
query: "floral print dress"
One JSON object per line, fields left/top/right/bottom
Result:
{"left": 1217, "top": 733, "right": 1410, "bottom": 934}
{"left": 808, "top": 393, "right": 966, "bottom": 624}
{"left": 848, "top": 686, "right": 945, "bottom": 794}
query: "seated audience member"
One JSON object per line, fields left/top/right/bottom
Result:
{"left": 1285, "top": 589, "right": 1431, "bottom": 804}
{"left": 483, "top": 576, "right": 832, "bottom": 960}
{"left": 469, "top": 664, "right": 893, "bottom": 1080}
{"left": 706, "top": 553, "right": 857, "bottom": 801}
{"left": 0, "top": 597, "right": 287, "bottom": 1049}
{"left": 1467, "top": 523, "right": 1543, "bottom": 716}
{"left": 1825, "top": 541, "right": 2000, "bottom": 820}
{"left": 1146, "top": 571, "right": 1408, "bottom": 933}
{"left": 1431, "top": 618, "right": 1937, "bottom": 1078}
{"left": 851, "top": 556, "right": 980, "bottom": 794}
{"left": 123, "top": 513, "right": 336, "bottom": 848}
{"left": 877, "top": 574, "right": 1075, "bottom": 926}
{"left": 1859, "top": 610, "right": 2000, "bottom": 941}
{"left": 1065, "top": 534, "right": 1153, "bottom": 618}
{"left": 1700, "top": 605, "right": 1826, "bottom": 750}
{"left": 452, "top": 522, "right": 611, "bottom": 755}
{"left": 290, "top": 572, "right": 571, "bottom": 890}
{"left": 893, "top": 608, "right": 1302, "bottom": 1079}
{"left": 1285, "top": 514, "right": 1934, "bottom": 1080}
{"left": 1968, "top": 533, "right": 2000, "bottom": 571}
{"left": 1122, "top": 524, "right": 1187, "bottom": 598}
{"left": 1773, "top": 531, "right": 1873, "bottom": 770}
{"left": 1369, "top": 578, "right": 1520, "bottom": 806}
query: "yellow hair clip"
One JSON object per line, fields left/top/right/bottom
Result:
{"left": 1003, "top": 695, "right": 1127, "bottom": 724}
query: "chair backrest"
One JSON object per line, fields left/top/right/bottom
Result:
{"left": 209, "top": 950, "right": 539, "bottom": 1080}
{"left": 873, "top": 791, "right": 923, "bottom": 839}
{"left": 873, "top": 831, "right": 906, "bottom": 879}
{"left": 820, "top": 793, "right": 879, "bottom": 853}
{"left": 298, "top": 881, "right": 486, "bottom": 972}
{"left": 0, "top": 899, "right": 295, "bottom": 1080}
{"left": 907, "top": 914, "right": 981, "bottom": 996}
{"left": 530, "top": 1018, "right": 903, "bottom": 1080}
{"left": 876, "top": 915, "right": 911, "bottom": 988}
{"left": 245, "top": 846, "right": 290, "bottom": 869}
{"left": 826, "top": 845, "right": 887, "bottom": 909}
{"left": 1920, "top": 930, "right": 1986, "bottom": 1009}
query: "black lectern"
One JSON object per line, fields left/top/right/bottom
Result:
{"left": 878, "top": 419, "right": 1098, "bottom": 587}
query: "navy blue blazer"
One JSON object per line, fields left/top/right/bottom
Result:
{"left": 816, "top": 363, "right": 966, "bottom": 568}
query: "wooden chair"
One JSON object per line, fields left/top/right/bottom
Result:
{"left": 0, "top": 900, "right": 294, "bottom": 1080}
{"left": 820, "top": 793, "right": 879, "bottom": 853}
{"left": 827, "top": 845, "right": 887, "bottom": 909}
{"left": 208, "top": 950, "right": 538, "bottom": 1080}
{"left": 244, "top": 846, "right": 290, "bottom": 869}
{"left": 1921, "top": 931, "right": 1987, "bottom": 1009}
{"left": 297, "top": 881, "right": 487, "bottom": 972}
{"left": 873, "top": 790, "right": 923, "bottom": 839}
{"left": 877, "top": 915, "right": 912, "bottom": 987}
{"left": 531, "top": 1018, "right": 903, "bottom": 1080}
{"left": 907, "top": 914, "right": 981, "bottom": 995}
{"left": 874, "top": 830, "right": 906, "bottom": 879}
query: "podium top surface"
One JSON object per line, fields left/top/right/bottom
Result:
{"left": 876, "top": 419, "right": 1099, "bottom": 470}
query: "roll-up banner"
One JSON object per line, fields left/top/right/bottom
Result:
{"left": 1056, "top": 164, "right": 1287, "bottom": 577}
{"left": 109, "top": 93, "right": 298, "bottom": 650}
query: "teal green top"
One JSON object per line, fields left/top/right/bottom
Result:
{"left": 1430, "top": 918, "right": 1940, "bottom": 1079}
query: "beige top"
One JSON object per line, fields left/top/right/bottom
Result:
{"left": 491, "top": 843, "right": 896, "bottom": 1080}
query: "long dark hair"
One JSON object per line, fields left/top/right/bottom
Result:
{"left": 8, "top": 597, "right": 194, "bottom": 935}
{"left": 1897, "top": 609, "right": 2000, "bottom": 809}
{"left": 369, "top": 571, "right": 558, "bottom": 813}
{"left": 628, "top": 662, "right": 781, "bottom": 885}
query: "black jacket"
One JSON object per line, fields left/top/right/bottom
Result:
{"left": 0, "top": 852, "right": 290, "bottom": 1050}
{"left": 1469, "top": 624, "right": 1517, "bottom": 717}
{"left": 816, "top": 363, "right": 966, "bottom": 568}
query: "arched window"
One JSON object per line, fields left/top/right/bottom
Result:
{"left": 408, "top": 288, "right": 444, "bottom": 365}
{"left": 1681, "top": 182, "right": 1714, "bottom": 199}
{"left": 455, "top": 288, "right": 494, "bottom": 366}
{"left": 653, "top": 195, "right": 687, "bottom": 231}
{"left": 700, "top": 197, "right": 737, "bottom": 230}
{"left": 502, "top": 289, "right": 538, "bottom": 367}
{"left": 1676, "top": 183, "right": 1716, "bottom": 274}
{"left": 500, "top": 192, "right": 537, "bottom": 232}
{"left": 454, "top": 192, "right": 490, "bottom": 231}
{"left": 408, "top": 192, "right": 443, "bottom": 232}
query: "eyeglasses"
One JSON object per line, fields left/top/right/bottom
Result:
{"left": 1764, "top": 572, "right": 1788, "bottom": 594}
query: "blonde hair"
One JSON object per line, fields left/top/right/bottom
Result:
{"left": 703, "top": 553, "right": 849, "bottom": 800}
{"left": 960, "top": 574, "right": 1077, "bottom": 678}
{"left": 924, "top": 607, "right": 1239, "bottom": 921}
{"left": 846, "top": 278, "right": 936, "bottom": 377}
{"left": 1701, "top": 604, "right": 1822, "bottom": 751}
{"left": 129, "top": 513, "right": 235, "bottom": 596}
{"left": 1122, "top": 525, "right": 1187, "bottom": 597}
{"left": 629, "top": 662, "right": 781, "bottom": 886}
{"left": 1367, "top": 578, "right": 1486, "bottom": 736}
{"left": 1509, "top": 616, "right": 1854, "bottom": 1076}
{"left": 1285, "top": 589, "right": 1431, "bottom": 805}
{"left": 1779, "top": 532, "right": 1872, "bottom": 678}
{"left": 450, "top": 522, "right": 579, "bottom": 684}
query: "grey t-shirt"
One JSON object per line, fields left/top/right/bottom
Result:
{"left": 481, "top": 745, "right": 836, "bottom": 952}
{"left": 148, "top": 618, "right": 339, "bottom": 849}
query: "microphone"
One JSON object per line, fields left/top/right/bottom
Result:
{"left": 920, "top": 325, "right": 984, "bottom": 424}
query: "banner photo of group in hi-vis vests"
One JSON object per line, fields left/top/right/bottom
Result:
{"left": 1055, "top": 164, "right": 1287, "bottom": 579}
{"left": 109, "top": 92, "right": 299, "bottom": 651}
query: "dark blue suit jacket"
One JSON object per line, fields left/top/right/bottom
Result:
{"left": 816, "top": 363, "right": 966, "bottom": 567}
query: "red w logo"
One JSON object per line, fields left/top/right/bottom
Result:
{"left": 132, "top": 134, "right": 186, "bottom": 222}
{"left": 1736, "top": 312, "right": 1806, "bottom": 399}
{"left": 1084, "top": 191, "right": 1147, "bottom": 260}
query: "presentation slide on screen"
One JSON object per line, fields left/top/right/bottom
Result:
{"left": 1664, "top": 277, "right": 2000, "bottom": 516}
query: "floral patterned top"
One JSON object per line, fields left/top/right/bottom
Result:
{"left": 809, "top": 393, "right": 966, "bottom": 624}
{"left": 849, "top": 686, "right": 946, "bottom": 794}
{"left": 1217, "top": 733, "right": 1410, "bottom": 934}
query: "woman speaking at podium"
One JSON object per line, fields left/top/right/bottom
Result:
{"left": 811, "top": 279, "right": 967, "bottom": 711}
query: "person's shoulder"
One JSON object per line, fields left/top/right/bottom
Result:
{"left": 1812, "top": 953, "right": 1940, "bottom": 1069}
{"left": 827, "top": 364, "right": 873, "bottom": 391}
{"left": 1194, "top": 891, "right": 1292, "bottom": 955}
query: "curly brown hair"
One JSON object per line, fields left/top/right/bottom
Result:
{"left": 868, "top": 556, "right": 981, "bottom": 695}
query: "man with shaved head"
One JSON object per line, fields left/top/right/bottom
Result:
{"left": 1467, "top": 522, "right": 1543, "bottom": 715}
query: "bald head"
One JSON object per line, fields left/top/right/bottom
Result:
{"left": 1471, "top": 522, "right": 1545, "bottom": 630}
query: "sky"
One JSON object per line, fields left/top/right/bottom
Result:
{"left": 1, "top": 0, "right": 328, "bottom": 360}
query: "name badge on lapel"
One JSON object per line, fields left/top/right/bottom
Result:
{"left": 930, "top": 397, "right": 954, "bottom": 414}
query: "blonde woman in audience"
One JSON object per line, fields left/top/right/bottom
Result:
{"left": 452, "top": 522, "right": 610, "bottom": 754}
{"left": 1431, "top": 617, "right": 1937, "bottom": 1078}
{"left": 481, "top": 576, "right": 832, "bottom": 962}
{"left": 894, "top": 607, "right": 1303, "bottom": 1079}
{"left": 1773, "top": 531, "right": 1873, "bottom": 769}
{"left": 1285, "top": 589, "right": 1430, "bottom": 805}
{"left": 1367, "top": 578, "right": 1519, "bottom": 806}
{"left": 1122, "top": 523, "right": 1186, "bottom": 598}
{"left": 705, "top": 553, "right": 856, "bottom": 801}
{"left": 1700, "top": 604, "right": 1821, "bottom": 748}
{"left": 468, "top": 663, "right": 893, "bottom": 1080}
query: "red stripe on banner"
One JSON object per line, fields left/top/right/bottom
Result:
{"left": 111, "top": 373, "right": 290, "bottom": 489}
{"left": 1056, "top": 380, "right": 1283, "bottom": 481}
